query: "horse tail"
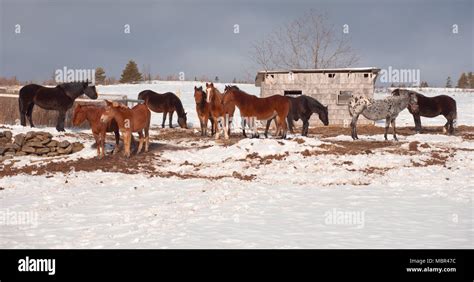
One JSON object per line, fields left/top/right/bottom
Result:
{"left": 452, "top": 98, "right": 458, "bottom": 127}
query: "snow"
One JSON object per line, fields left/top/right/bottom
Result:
{"left": 0, "top": 83, "right": 473, "bottom": 249}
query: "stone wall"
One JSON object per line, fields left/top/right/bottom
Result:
{"left": 0, "top": 131, "right": 84, "bottom": 160}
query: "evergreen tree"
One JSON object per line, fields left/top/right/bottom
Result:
{"left": 420, "top": 81, "right": 429, "bottom": 87}
{"left": 232, "top": 77, "right": 237, "bottom": 83}
{"left": 457, "top": 72, "right": 468, "bottom": 88}
{"left": 445, "top": 76, "right": 452, "bottom": 88}
{"left": 468, "top": 72, "right": 474, "bottom": 88}
{"left": 214, "top": 76, "right": 219, "bottom": 83}
{"left": 120, "top": 60, "right": 143, "bottom": 83}
{"left": 95, "top": 67, "right": 106, "bottom": 85}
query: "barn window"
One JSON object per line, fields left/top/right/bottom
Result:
{"left": 284, "top": 90, "right": 302, "bottom": 96}
{"left": 364, "top": 73, "right": 369, "bottom": 78}
{"left": 328, "top": 73, "right": 335, "bottom": 78}
{"left": 337, "top": 91, "right": 352, "bottom": 104}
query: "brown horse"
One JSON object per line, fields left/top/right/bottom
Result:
{"left": 194, "top": 86, "right": 215, "bottom": 136}
{"left": 137, "top": 90, "right": 187, "bottom": 128}
{"left": 392, "top": 89, "right": 457, "bottom": 134}
{"left": 205, "top": 83, "right": 235, "bottom": 140}
{"left": 223, "top": 85, "right": 290, "bottom": 139}
{"left": 72, "top": 104, "right": 120, "bottom": 158}
{"left": 100, "top": 101, "right": 151, "bottom": 158}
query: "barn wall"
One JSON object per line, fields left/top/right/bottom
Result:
{"left": 260, "top": 72, "right": 377, "bottom": 126}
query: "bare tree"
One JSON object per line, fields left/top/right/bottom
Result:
{"left": 251, "top": 10, "right": 359, "bottom": 70}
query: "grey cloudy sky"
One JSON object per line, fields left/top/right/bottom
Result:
{"left": 0, "top": 0, "right": 472, "bottom": 85}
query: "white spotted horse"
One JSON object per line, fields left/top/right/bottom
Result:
{"left": 348, "top": 91, "right": 418, "bottom": 141}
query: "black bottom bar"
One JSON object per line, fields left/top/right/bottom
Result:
{"left": 0, "top": 249, "right": 472, "bottom": 281}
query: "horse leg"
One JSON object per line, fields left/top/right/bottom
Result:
{"left": 264, "top": 119, "right": 272, "bottom": 138}
{"left": 93, "top": 132, "right": 101, "bottom": 158}
{"left": 113, "top": 129, "right": 120, "bottom": 154}
{"left": 350, "top": 115, "right": 360, "bottom": 140}
{"left": 169, "top": 111, "right": 174, "bottom": 128}
{"left": 100, "top": 130, "right": 107, "bottom": 158}
{"left": 26, "top": 103, "right": 35, "bottom": 127}
{"left": 123, "top": 131, "right": 131, "bottom": 158}
{"left": 137, "top": 131, "right": 144, "bottom": 154}
{"left": 19, "top": 99, "right": 27, "bottom": 126}
{"left": 214, "top": 117, "right": 220, "bottom": 140}
{"left": 223, "top": 116, "right": 229, "bottom": 140}
{"left": 227, "top": 115, "right": 233, "bottom": 137}
{"left": 413, "top": 114, "right": 422, "bottom": 133}
{"left": 56, "top": 110, "right": 66, "bottom": 132}
{"left": 278, "top": 115, "right": 288, "bottom": 139}
{"left": 302, "top": 119, "right": 309, "bottom": 137}
{"left": 242, "top": 118, "right": 247, "bottom": 138}
{"left": 162, "top": 112, "right": 167, "bottom": 128}
{"left": 391, "top": 118, "right": 398, "bottom": 141}
{"left": 144, "top": 124, "right": 150, "bottom": 152}
{"left": 384, "top": 117, "right": 390, "bottom": 141}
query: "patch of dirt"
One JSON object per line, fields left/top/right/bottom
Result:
{"left": 408, "top": 141, "right": 420, "bottom": 152}
{"left": 232, "top": 171, "right": 257, "bottom": 181}
{"left": 243, "top": 152, "right": 289, "bottom": 165}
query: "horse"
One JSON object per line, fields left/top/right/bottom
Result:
{"left": 72, "top": 104, "right": 120, "bottom": 158}
{"left": 19, "top": 81, "right": 98, "bottom": 131}
{"left": 222, "top": 85, "right": 290, "bottom": 139}
{"left": 194, "top": 86, "right": 215, "bottom": 136}
{"left": 205, "top": 83, "right": 235, "bottom": 140}
{"left": 392, "top": 89, "right": 457, "bottom": 135}
{"left": 137, "top": 90, "right": 187, "bottom": 129}
{"left": 100, "top": 100, "right": 151, "bottom": 158}
{"left": 348, "top": 91, "right": 418, "bottom": 141}
{"left": 264, "top": 95, "right": 329, "bottom": 137}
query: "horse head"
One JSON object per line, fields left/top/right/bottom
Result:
{"left": 83, "top": 80, "right": 98, "bottom": 99}
{"left": 194, "top": 86, "right": 206, "bottom": 104}
{"left": 205, "top": 82, "right": 215, "bottom": 103}
{"left": 319, "top": 105, "right": 329, "bottom": 126}
{"left": 72, "top": 104, "right": 86, "bottom": 126}
{"left": 392, "top": 89, "right": 419, "bottom": 113}
{"left": 100, "top": 100, "right": 123, "bottom": 123}
{"left": 178, "top": 112, "right": 188, "bottom": 129}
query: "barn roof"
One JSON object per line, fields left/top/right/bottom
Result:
{"left": 255, "top": 67, "right": 381, "bottom": 86}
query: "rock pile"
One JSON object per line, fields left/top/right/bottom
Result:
{"left": 0, "top": 131, "right": 84, "bottom": 158}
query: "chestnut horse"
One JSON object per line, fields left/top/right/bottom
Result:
{"left": 392, "top": 89, "right": 457, "bottom": 135}
{"left": 194, "top": 86, "right": 215, "bottom": 136}
{"left": 72, "top": 104, "right": 120, "bottom": 158}
{"left": 223, "top": 85, "right": 290, "bottom": 139}
{"left": 100, "top": 100, "right": 151, "bottom": 158}
{"left": 137, "top": 90, "right": 187, "bottom": 128}
{"left": 205, "top": 83, "right": 235, "bottom": 140}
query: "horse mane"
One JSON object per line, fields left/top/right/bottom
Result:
{"left": 304, "top": 96, "right": 326, "bottom": 113}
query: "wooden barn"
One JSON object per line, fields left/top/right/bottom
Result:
{"left": 255, "top": 67, "right": 381, "bottom": 126}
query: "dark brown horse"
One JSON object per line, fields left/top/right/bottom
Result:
{"left": 72, "top": 104, "right": 120, "bottom": 158}
{"left": 206, "top": 83, "right": 235, "bottom": 140}
{"left": 392, "top": 89, "right": 457, "bottom": 134}
{"left": 19, "top": 82, "right": 98, "bottom": 131}
{"left": 137, "top": 90, "right": 187, "bottom": 128}
{"left": 264, "top": 95, "right": 329, "bottom": 137}
{"left": 223, "top": 85, "right": 290, "bottom": 139}
{"left": 194, "top": 86, "right": 215, "bottom": 136}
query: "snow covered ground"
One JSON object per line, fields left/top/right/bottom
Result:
{"left": 0, "top": 83, "right": 473, "bottom": 248}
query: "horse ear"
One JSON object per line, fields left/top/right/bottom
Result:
{"left": 194, "top": 86, "right": 197, "bottom": 90}
{"left": 206, "top": 83, "right": 209, "bottom": 87}
{"left": 210, "top": 82, "right": 214, "bottom": 87}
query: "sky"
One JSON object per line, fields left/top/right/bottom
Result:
{"left": 0, "top": 0, "right": 472, "bottom": 86}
